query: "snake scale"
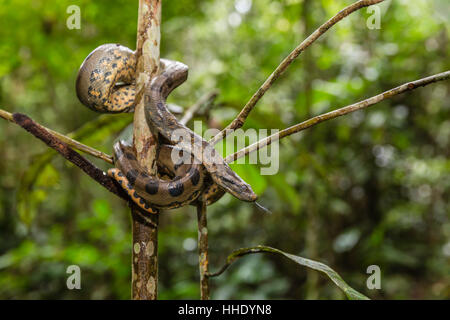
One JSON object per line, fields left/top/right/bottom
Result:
{"left": 76, "top": 44, "right": 257, "bottom": 213}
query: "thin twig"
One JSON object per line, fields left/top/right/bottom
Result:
{"left": 226, "top": 71, "right": 450, "bottom": 163}
{"left": 180, "top": 90, "right": 219, "bottom": 125}
{"left": 210, "top": 0, "right": 386, "bottom": 145}
{"left": 196, "top": 201, "right": 210, "bottom": 300}
{"left": 1, "top": 108, "right": 114, "bottom": 164}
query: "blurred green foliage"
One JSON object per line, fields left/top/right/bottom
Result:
{"left": 0, "top": 0, "right": 449, "bottom": 299}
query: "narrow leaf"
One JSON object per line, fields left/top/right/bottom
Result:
{"left": 210, "top": 245, "right": 369, "bottom": 300}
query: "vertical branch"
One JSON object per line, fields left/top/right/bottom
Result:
{"left": 131, "top": 0, "right": 161, "bottom": 300}
{"left": 133, "top": 0, "right": 161, "bottom": 171}
{"left": 131, "top": 209, "right": 159, "bottom": 300}
{"left": 301, "top": 0, "right": 319, "bottom": 300}
{"left": 197, "top": 201, "right": 210, "bottom": 300}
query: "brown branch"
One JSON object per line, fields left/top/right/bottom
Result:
{"left": 210, "top": 0, "right": 386, "bottom": 145}
{"left": 130, "top": 0, "right": 162, "bottom": 301}
{"left": 131, "top": 207, "right": 159, "bottom": 300}
{"left": 1, "top": 109, "right": 114, "bottom": 164}
{"left": 11, "top": 113, "right": 128, "bottom": 200}
{"left": 226, "top": 71, "right": 450, "bottom": 163}
{"left": 133, "top": 0, "right": 161, "bottom": 172}
{"left": 196, "top": 201, "right": 210, "bottom": 300}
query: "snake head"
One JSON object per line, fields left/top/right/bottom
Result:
{"left": 214, "top": 163, "right": 258, "bottom": 202}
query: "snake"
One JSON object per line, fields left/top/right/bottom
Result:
{"left": 76, "top": 43, "right": 256, "bottom": 213}
{"left": 108, "top": 142, "right": 206, "bottom": 211}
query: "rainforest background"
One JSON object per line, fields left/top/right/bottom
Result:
{"left": 0, "top": 0, "right": 448, "bottom": 299}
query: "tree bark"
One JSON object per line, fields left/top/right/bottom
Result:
{"left": 131, "top": 208, "right": 159, "bottom": 299}
{"left": 197, "top": 201, "right": 210, "bottom": 300}
{"left": 130, "top": 0, "right": 162, "bottom": 300}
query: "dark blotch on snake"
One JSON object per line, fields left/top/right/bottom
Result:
{"left": 145, "top": 180, "right": 159, "bottom": 195}
{"left": 190, "top": 168, "right": 200, "bottom": 186}
{"left": 99, "top": 57, "right": 110, "bottom": 64}
{"left": 126, "top": 169, "right": 138, "bottom": 186}
{"left": 168, "top": 181, "right": 184, "bottom": 197}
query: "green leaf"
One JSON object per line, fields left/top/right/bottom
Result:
{"left": 212, "top": 245, "right": 369, "bottom": 300}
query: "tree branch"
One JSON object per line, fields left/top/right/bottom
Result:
{"left": 209, "top": 0, "right": 386, "bottom": 145}
{"left": 196, "top": 201, "right": 210, "bottom": 300}
{"left": 1, "top": 109, "right": 114, "bottom": 164}
{"left": 133, "top": 0, "right": 161, "bottom": 173}
{"left": 226, "top": 71, "right": 450, "bottom": 163}
{"left": 1, "top": 90, "right": 216, "bottom": 166}
{"left": 130, "top": 0, "right": 162, "bottom": 301}
{"left": 10, "top": 113, "right": 128, "bottom": 200}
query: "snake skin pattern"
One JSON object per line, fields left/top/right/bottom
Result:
{"left": 143, "top": 59, "right": 257, "bottom": 202}
{"left": 76, "top": 44, "right": 137, "bottom": 113}
{"left": 76, "top": 44, "right": 255, "bottom": 213}
{"left": 110, "top": 142, "right": 206, "bottom": 210}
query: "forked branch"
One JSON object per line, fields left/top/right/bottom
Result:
{"left": 226, "top": 71, "right": 450, "bottom": 163}
{"left": 209, "top": 0, "right": 386, "bottom": 145}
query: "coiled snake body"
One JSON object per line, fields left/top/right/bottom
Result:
{"left": 76, "top": 44, "right": 256, "bottom": 213}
